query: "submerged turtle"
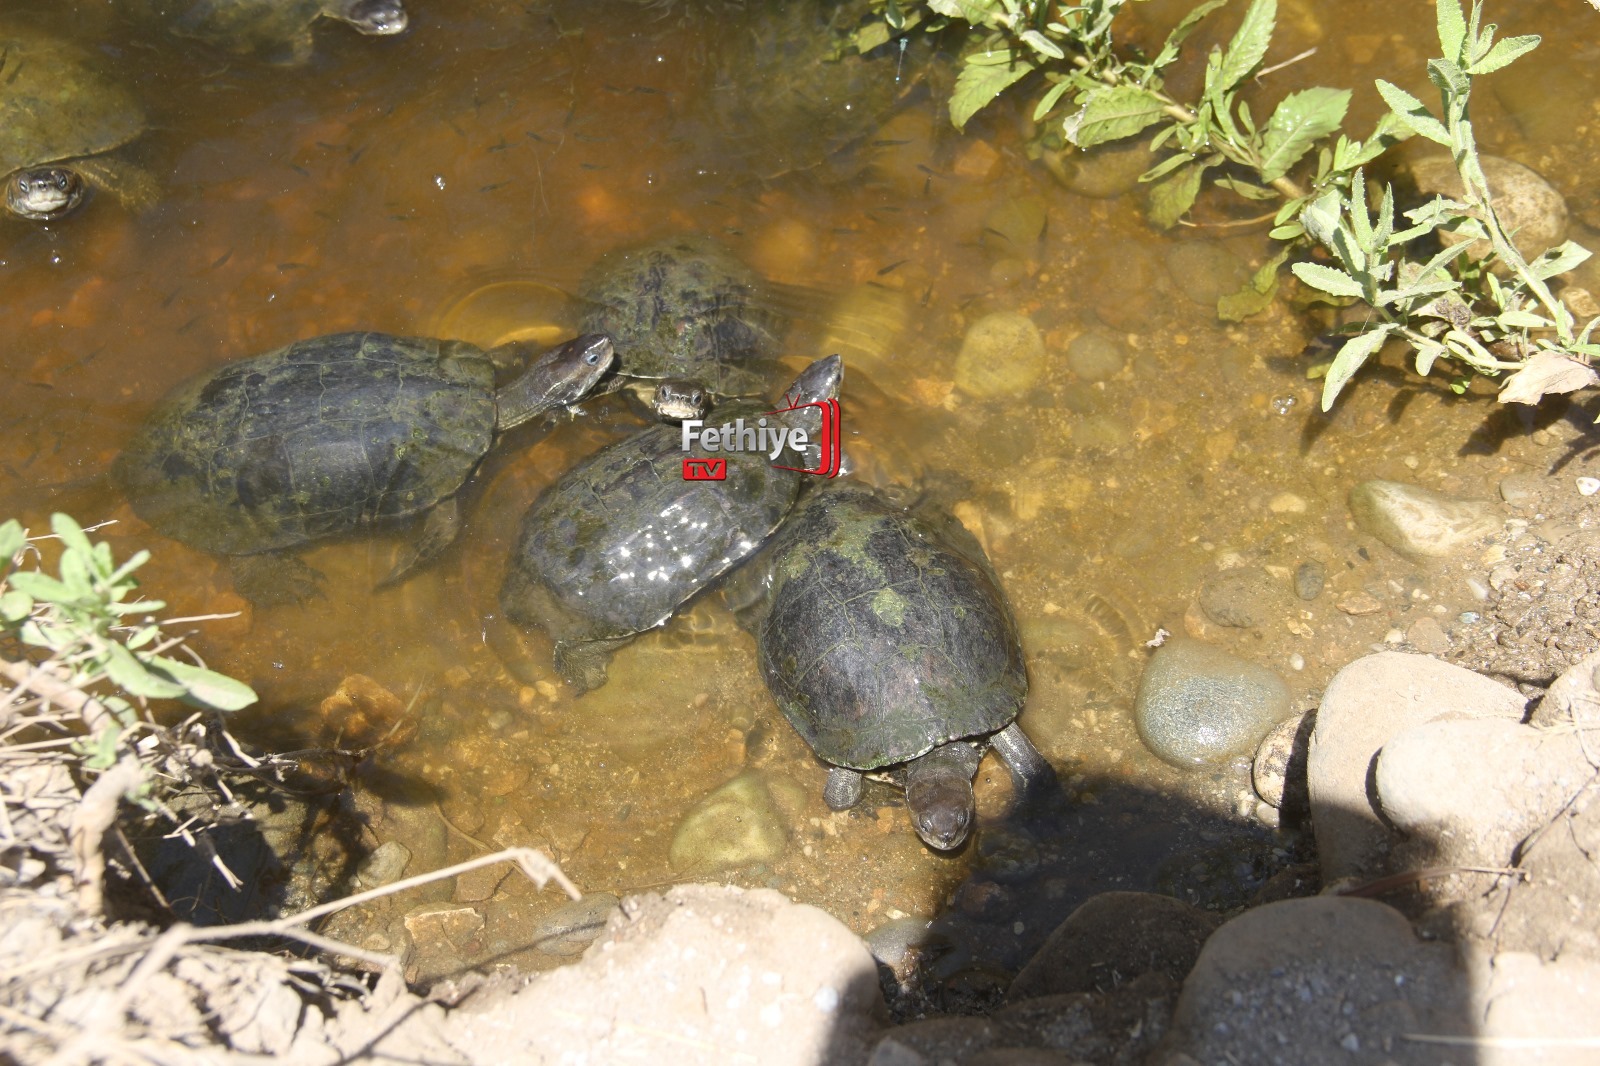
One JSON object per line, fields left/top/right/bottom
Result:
{"left": 745, "top": 483, "right": 1051, "bottom": 851}
{"left": 116, "top": 331, "right": 613, "bottom": 605}
{"left": 137, "top": 0, "right": 408, "bottom": 64}
{"left": 577, "top": 236, "right": 788, "bottom": 417}
{"left": 500, "top": 354, "right": 842, "bottom": 693}
{"left": 0, "top": 29, "right": 156, "bottom": 221}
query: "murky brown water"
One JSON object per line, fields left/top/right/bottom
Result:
{"left": 4, "top": 0, "right": 1596, "bottom": 988}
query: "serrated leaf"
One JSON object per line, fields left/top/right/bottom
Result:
{"left": 1426, "top": 57, "right": 1470, "bottom": 97}
{"left": 1374, "top": 80, "right": 1451, "bottom": 146}
{"left": 1217, "top": 247, "right": 1290, "bottom": 321}
{"left": 1064, "top": 84, "right": 1168, "bottom": 147}
{"left": 1291, "top": 262, "right": 1365, "bottom": 298}
{"left": 1468, "top": 33, "right": 1540, "bottom": 75}
{"left": 104, "top": 642, "right": 188, "bottom": 700}
{"left": 1321, "top": 325, "right": 1398, "bottom": 410}
{"left": 148, "top": 655, "right": 259, "bottom": 712}
{"left": 1217, "top": 0, "right": 1275, "bottom": 91}
{"left": 1147, "top": 161, "right": 1208, "bottom": 228}
{"left": 1139, "top": 150, "right": 1195, "bottom": 182}
{"left": 951, "top": 50, "right": 1035, "bottom": 130}
{"left": 1257, "top": 87, "right": 1351, "bottom": 183}
{"left": 1527, "top": 241, "right": 1592, "bottom": 282}
{"left": 1151, "top": 0, "right": 1229, "bottom": 70}
{"left": 1435, "top": 0, "right": 1467, "bottom": 62}
{"left": 1213, "top": 175, "right": 1277, "bottom": 200}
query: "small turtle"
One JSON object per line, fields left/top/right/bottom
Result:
{"left": 500, "top": 354, "right": 842, "bottom": 693}
{"left": 744, "top": 483, "right": 1051, "bottom": 851}
{"left": 138, "top": 0, "right": 408, "bottom": 64}
{"left": 0, "top": 29, "right": 156, "bottom": 221}
{"left": 578, "top": 236, "right": 788, "bottom": 417}
{"left": 116, "top": 331, "right": 613, "bottom": 605}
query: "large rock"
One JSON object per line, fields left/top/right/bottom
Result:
{"left": 1134, "top": 639, "right": 1291, "bottom": 766}
{"left": 1307, "top": 652, "right": 1526, "bottom": 882}
{"left": 1408, "top": 153, "right": 1569, "bottom": 265}
{"left": 1159, "top": 897, "right": 1470, "bottom": 1065}
{"left": 1464, "top": 949, "right": 1600, "bottom": 1066}
{"left": 1375, "top": 716, "right": 1593, "bottom": 867}
{"left": 1007, "top": 892, "right": 1218, "bottom": 1002}
{"left": 425, "top": 884, "right": 887, "bottom": 1065}
{"left": 1347, "top": 479, "right": 1500, "bottom": 559}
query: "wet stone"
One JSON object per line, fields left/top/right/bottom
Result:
{"left": 1335, "top": 590, "right": 1384, "bottom": 616}
{"left": 356, "top": 840, "right": 411, "bottom": 889}
{"left": 1293, "top": 560, "right": 1326, "bottom": 601}
{"left": 977, "top": 825, "right": 1042, "bottom": 883}
{"left": 668, "top": 770, "right": 788, "bottom": 874}
{"left": 1348, "top": 479, "right": 1500, "bottom": 559}
{"left": 1134, "top": 638, "right": 1291, "bottom": 767}
{"left": 1406, "top": 615, "right": 1451, "bottom": 655}
{"left": 1163, "top": 240, "right": 1247, "bottom": 308}
{"left": 955, "top": 311, "right": 1048, "bottom": 399}
{"left": 453, "top": 862, "right": 509, "bottom": 903}
{"left": 1197, "top": 566, "right": 1282, "bottom": 629}
{"left": 1064, "top": 330, "right": 1126, "bottom": 382}
{"left": 865, "top": 916, "right": 940, "bottom": 978}
{"left": 1047, "top": 137, "right": 1150, "bottom": 199}
{"left": 1007, "top": 891, "right": 1219, "bottom": 1001}
{"left": 1251, "top": 714, "right": 1308, "bottom": 811}
{"left": 955, "top": 879, "right": 1016, "bottom": 922}
{"left": 403, "top": 904, "right": 484, "bottom": 953}
{"left": 1408, "top": 153, "right": 1568, "bottom": 265}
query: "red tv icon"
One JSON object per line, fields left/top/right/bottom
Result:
{"left": 683, "top": 457, "right": 728, "bottom": 481}
{"left": 768, "top": 397, "right": 842, "bottom": 478}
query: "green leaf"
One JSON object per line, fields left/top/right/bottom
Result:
{"left": 49, "top": 513, "right": 95, "bottom": 563}
{"left": 148, "top": 655, "right": 259, "bottom": 712}
{"left": 1147, "top": 161, "right": 1209, "bottom": 228}
{"left": 1018, "top": 28, "right": 1065, "bottom": 59}
{"left": 1426, "top": 58, "right": 1470, "bottom": 98}
{"left": 0, "top": 589, "right": 32, "bottom": 623}
{"left": 1258, "top": 87, "right": 1351, "bottom": 183}
{"left": 951, "top": 50, "right": 1035, "bottom": 130}
{"left": 1269, "top": 222, "right": 1305, "bottom": 240}
{"left": 928, "top": 0, "right": 1003, "bottom": 20}
{"left": 1217, "top": 0, "right": 1275, "bottom": 91}
{"left": 1527, "top": 241, "right": 1592, "bottom": 282}
{"left": 1217, "top": 246, "right": 1290, "bottom": 321}
{"left": 1374, "top": 80, "right": 1451, "bottom": 146}
{"left": 1468, "top": 33, "right": 1539, "bottom": 75}
{"left": 1212, "top": 175, "right": 1277, "bottom": 200}
{"left": 1032, "top": 78, "right": 1074, "bottom": 121}
{"left": 57, "top": 549, "right": 95, "bottom": 601}
{"left": 1495, "top": 310, "right": 1551, "bottom": 330}
{"left": 103, "top": 642, "right": 188, "bottom": 700}
{"left": 1064, "top": 84, "right": 1168, "bottom": 147}
{"left": 1291, "top": 262, "right": 1365, "bottom": 298}
{"left": 1321, "top": 324, "right": 1398, "bottom": 410}
{"left": 1139, "top": 150, "right": 1196, "bottom": 182}
{"left": 1435, "top": 0, "right": 1467, "bottom": 62}
{"left": 1151, "top": 0, "right": 1229, "bottom": 70}
{"left": 1414, "top": 339, "right": 1448, "bottom": 376}
{"left": 0, "top": 520, "right": 25, "bottom": 566}
{"left": 1299, "top": 188, "right": 1343, "bottom": 248}
{"left": 855, "top": 22, "right": 892, "bottom": 53}
{"left": 8, "top": 571, "right": 73, "bottom": 605}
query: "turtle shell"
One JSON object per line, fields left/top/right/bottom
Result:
{"left": 576, "top": 236, "right": 784, "bottom": 398}
{"left": 755, "top": 484, "right": 1027, "bottom": 770}
{"left": 0, "top": 30, "right": 145, "bottom": 178}
{"left": 500, "top": 397, "right": 804, "bottom": 644}
{"left": 115, "top": 332, "right": 497, "bottom": 556}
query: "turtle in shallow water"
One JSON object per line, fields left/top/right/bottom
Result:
{"left": 578, "top": 236, "right": 788, "bottom": 418}
{"left": 500, "top": 355, "right": 842, "bottom": 693}
{"left": 136, "top": 0, "right": 408, "bottom": 64}
{"left": 0, "top": 29, "right": 157, "bottom": 221}
{"left": 116, "top": 331, "right": 613, "bottom": 605}
{"left": 743, "top": 482, "right": 1052, "bottom": 851}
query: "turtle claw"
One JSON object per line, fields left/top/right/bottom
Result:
{"left": 554, "top": 639, "right": 625, "bottom": 695}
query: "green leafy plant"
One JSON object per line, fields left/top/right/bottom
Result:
{"left": 864, "top": 0, "right": 1597, "bottom": 410}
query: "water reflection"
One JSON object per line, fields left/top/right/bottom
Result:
{"left": 0, "top": 0, "right": 1589, "bottom": 1003}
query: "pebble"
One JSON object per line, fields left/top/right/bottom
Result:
{"left": 1133, "top": 638, "right": 1292, "bottom": 766}
{"left": 1064, "top": 330, "right": 1126, "bottom": 382}
{"left": 864, "top": 916, "right": 939, "bottom": 976}
{"left": 1292, "top": 560, "right": 1326, "bottom": 601}
{"left": 1197, "top": 566, "right": 1282, "bottom": 629}
{"left": 1045, "top": 137, "right": 1150, "bottom": 199}
{"left": 355, "top": 840, "right": 412, "bottom": 888}
{"left": 1164, "top": 240, "right": 1248, "bottom": 308}
{"left": 1578, "top": 477, "right": 1600, "bottom": 497}
{"left": 668, "top": 771, "right": 788, "bottom": 873}
{"left": 532, "top": 892, "right": 621, "bottom": 957}
{"left": 1405, "top": 616, "right": 1450, "bottom": 654}
{"left": 953, "top": 311, "right": 1048, "bottom": 399}
{"left": 976, "top": 825, "right": 1041, "bottom": 882}
{"left": 1268, "top": 492, "right": 1307, "bottom": 515}
{"left": 1498, "top": 472, "right": 1541, "bottom": 506}
{"left": 1251, "top": 714, "right": 1306, "bottom": 810}
{"left": 1408, "top": 153, "right": 1568, "bottom": 265}
{"left": 1348, "top": 479, "right": 1500, "bottom": 558}
{"left": 1335, "top": 591, "right": 1384, "bottom": 616}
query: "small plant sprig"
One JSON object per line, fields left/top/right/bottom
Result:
{"left": 867, "top": 0, "right": 1598, "bottom": 409}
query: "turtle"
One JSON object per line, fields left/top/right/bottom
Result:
{"left": 0, "top": 29, "right": 157, "bottom": 221}
{"left": 115, "top": 331, "right": 614, "bottom": 606}
{"left": 743, "top": 482, "right": 1052, "bottom": 851}
{"left": 500, "top": 354, "right": 843, "bottom": 694}
{"left": 135, "top": 0, "right": 408, "bottom": 64}
{"left": 577, "top": 236, "right": 788, "bottom": 418}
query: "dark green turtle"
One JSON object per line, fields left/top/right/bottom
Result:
{"left": 500, "top": 355, "right": 842, "bottom": 693}
{"left": 1, "top": 29, "right": 157, "bottom": 221}
{"left": 577, "top": 236, "right": 787, "bottom": 416}
{"left": 133, "top": 0, "right": 408, "bottom": 64}
{"left": 746, "top": 483, "right": 1050, "bottom": 851}
{"left": 116, "top": 331, "right": 613, "bottom": 605}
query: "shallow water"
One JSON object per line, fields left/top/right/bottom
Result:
{"left": 4, "top": 0, "right": 1596, "bottom": 988}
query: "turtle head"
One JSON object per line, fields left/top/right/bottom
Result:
{"left": 495, "top": 333, "right": 615, "bottom": 431}
{"left": 650, "top": 378, "right": 711, "bottom": 422}
{"left": 778, "top": 354, "right": 843, "bottom": 408}
{"left": 6, "top": 168, "right": 87, "bottom": 221}
{"left": 340, "top": 0, "right": 410, "bottom": 35}
{"left": 905, "top": 771, "right": 975, "bottom": 851}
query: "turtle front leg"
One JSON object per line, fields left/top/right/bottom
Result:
{"left": 823, "top": 767, "right": 864, "bottom": 811}
{"left": 378, "top": 498, "right": 461, "bottom": 588}
{"left": 991, "top": 722, "right": 1057, "bottom": 802}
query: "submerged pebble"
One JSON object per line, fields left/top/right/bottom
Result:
{"left": 533, "top": 892, "right": 621, "bottom": 957}
{"left": 1293, "top": 561, "right": 1326, "bottom": 602}
{"left": 1197, "top": 566, "right": 1283, "bottom": 629}
{"left": 1348, "top": 479, "right": 1500, "bottom": 558}
{"left": 1134, "top": 638, "right": 1291, "bottom": 766}
{"left": 668, "top": 770, "right": 788, "bottom": 873}
{"left": 954, "top": 311, "right": 1047, "bottom": 398}
{"left": 1064, "top": 329, "right": 1126, "bottom": 382}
